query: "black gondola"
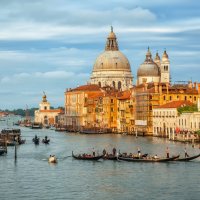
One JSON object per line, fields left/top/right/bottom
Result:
{"left": 72, "top": 151, "right": 103, "bottom": 161}
{"left": 175, "top": 153, "right": 200, "bottom": 161}
{"left": 0, "top": 148, "right": 7, "bottom": 156}
{"left": 103, "top": 154, "right": 118, "bottom": 160}
{"left": 118, "top": 155, "right": 179, "bottom": 162}
{"left": 42, "top": 138, "right": 50, "bottom": 144}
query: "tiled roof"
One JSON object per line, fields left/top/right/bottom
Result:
{"left": 40, "top": 109, "right": 62, "bottom": 113}
{"left": 69, "top": 84, "right": 101, "bottom": 92}
{"left": 117, "top": 90, "right": 131, "bottom": 100}
{"left": 156, "top": 101, "right": 194, "bottom": 109}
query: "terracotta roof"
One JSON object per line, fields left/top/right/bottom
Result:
{"left": 69, "top": 84, "right": 101, "bottom": 92}
{"left": 117, "top": 90, "right": 131, "bottom": 100}
{"left": 40, "top": 109, "right": 62, "bottom": 113}
{"left": 156, "top": 101, "right": 194, "bottom": 109}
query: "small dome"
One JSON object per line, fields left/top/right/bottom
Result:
{"left": 137, "top": 48, "right": 160, "bottom": 77}
{"left": 92, "top": 51, "right": 131, "bottom": 72}
{"left": 162, "top": 50, "right": 169, "bottom": 62}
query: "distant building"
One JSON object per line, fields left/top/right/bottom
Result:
{"left": 34, "top": 93, "right": 62, "bottom": 126}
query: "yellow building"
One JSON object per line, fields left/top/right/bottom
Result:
{"left": 135, "top": 82, "right": 200, "bottom": 135}
{"left": 34, "top": 93, "right": 62, "bottom": 126}
{"left": 117, "top": 88, "right": 136, "bottom": 134}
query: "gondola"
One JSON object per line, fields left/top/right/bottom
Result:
{"left": 118, "top": 155, "right": 179, "bottom": 162}
{"left": 175, "top": 153, "right": 200, "bottom": 161}
{"left": 0, "top": 148, "right": 7, "bottom": 156}
{"left": 42, "top": 139, "right": 50, "bottom": 144}
{"left": 48, "top": 155, "right": 57, "bottom": 163}
{"left": 103, "top": 154, "right": 118, "bottom": 160}
{"left": 72, "top": 151, "right": 104, "bottom": 161}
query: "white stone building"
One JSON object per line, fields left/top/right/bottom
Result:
{"left": 34, "top": 93, "right": 62, "bottom": 125}
{"left": 137, "top": 48, "right": 170, "bottom": 85}
{"left": 90, "top": 27, "right": 133, "bottom": 91}
{"left": 153, "top": 101, "right": 194, "bottom": 138}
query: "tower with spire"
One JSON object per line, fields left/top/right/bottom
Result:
{"left": 160, "top": 50, "right": 170, "bottom": 83}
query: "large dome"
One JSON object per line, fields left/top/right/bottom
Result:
{"left": 90, "top": 27, "right": 133, "bottom": 91}
{"left": 92, "top": 50, "right": 131, "bottom": 72}
{"left": 137, "top": 48, "right": 160, "bottom": 77}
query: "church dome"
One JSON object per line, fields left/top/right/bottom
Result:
{"left": 92, "top": 51, "right": 131, "bottom": 72}
{"left": 137, "top": 48, "right": 160, "bottom": 77}
{"left": 92, "top": 26, "right": 131, "bottom": 72}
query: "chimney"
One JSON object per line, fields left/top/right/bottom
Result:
{"left": 188, "top": 81, "right": 192, "bottom": 89}
{"left": 159, "top": 84, "right": 162, "bottom": 95}
{"left": 198, "top": 83, "right": 200, "bottom": 94}
{"left": 194, "top": 82, "right": 197, "bottom": 89}
{"left": 154, "top": 82, "right": 158, "bottom": 93}
{"left": 198, "top": 97, "right": 200, "bottom": 112}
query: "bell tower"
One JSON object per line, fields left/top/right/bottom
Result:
{"left": 160, "top": 50, "right": 170, "bottom": 83}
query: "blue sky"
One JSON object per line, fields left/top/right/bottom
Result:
{"left": 0, "top": 0, "right": 200, "bottom": 109}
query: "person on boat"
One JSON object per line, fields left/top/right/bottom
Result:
{"left": 137, "top": 147, "right": 141, "bottom": 158}
{"left": 93, "top": 151, "right": 95, "bottom": 157}
{"left": 153, "top": 154, "right": 159, "bottom": 159}
{"left": 112, "top": 147, "right": 116, "bottom": 156}
{"left": 184, "top": 148, "right": 189, "bottom": 158}
{"left": 102, "top": 149, "right": 106, "bottom": 156}
{"left": 166, "top": 147, "right": 169, "bottom": 158}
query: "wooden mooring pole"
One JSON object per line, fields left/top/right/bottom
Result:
{"left": 14, "top": 142, "right": 17, "bottom": 160}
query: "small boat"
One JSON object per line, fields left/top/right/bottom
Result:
{"left": 72, "top": 151, "right": 104, "bottom": 161}
{"left": 0, "top": 148, "right": 7, "bottom": 156}
{"left": 175, "top": 154, "right": 200, "bottom": 161}
{"left": 42, "top": 138, "right": 50, "bottom": 144}
{"left": 48, "top": 155, "right": 57, "bottom": 163}
{"left": 118, "top": 155, "right": 179, "bottom": 162}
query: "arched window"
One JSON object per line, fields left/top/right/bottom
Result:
{"left": 118, "top": 81, "right": 121, "bottom": 90}
{"left": 112, "top": 81, "right": 115, "bottom": 88}
{"left": 98, "top": 82, "right": 101, "bottom": 87}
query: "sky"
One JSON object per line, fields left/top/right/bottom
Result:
{"left": 0, "top": 0, "right": 200, "bottom": 109}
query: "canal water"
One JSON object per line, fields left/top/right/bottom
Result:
{"left": 0, "top": 117, "right": 200, "bottom": 200}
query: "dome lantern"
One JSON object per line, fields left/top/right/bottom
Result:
{"left": 105, "top": 26, "right": 119, "bottom": 51}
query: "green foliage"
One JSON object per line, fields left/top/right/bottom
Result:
{"left": 196, "top": 130, "right": 200, "bottom": 135}
{"left": 177, "top": 105, "right": 198, "bottom": 114}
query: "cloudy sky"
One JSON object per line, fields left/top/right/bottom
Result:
{"left": 0, "top": 0, "right": 200, "bottom": 109}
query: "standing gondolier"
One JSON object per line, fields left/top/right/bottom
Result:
{"left": 166, "top": 147, "right": 169, "bottom": 158}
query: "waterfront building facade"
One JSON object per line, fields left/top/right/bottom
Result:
{"left": 34, "top": 93, "right": 62, "bottom": 125}
{"left": 152, "top": 101, "right": 194, "bottom": 137}
{"left": 65, "top": 84, "right": 103, "bottom": 131}
{"left": 135, "top": 82, "right": 200, "bottom": 135}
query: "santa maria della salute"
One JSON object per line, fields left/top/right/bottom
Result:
{"left": 90, "top": 26, "right": 170, "bottom": 90}
{"left": 36, "top": 27, "right": 200, "bottom": 137}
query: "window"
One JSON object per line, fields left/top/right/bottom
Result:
{"left": 194, "top": 96, "right": 196, "bottom": 101}
{"left": 112, "top": 81, "right": 115, "bottom": 88}
{"left": 111, "top": 107, "right": 114, "bottom": 112}
{"left": 177, "top": 95, "right": 179, "bottom": 99}
{"left": 185, "top": 96, "right": 187, "bottom": 100}
{"left": 111, "top": 99, "right": 114, "bottom": 103}
{"left": 118, "top": 81, "right": 121, "bottom": 90}
{"left": 98, "top": 82, "right": 101, "bottom": 87}
{"left": 44, "top": 106, "right": 47, "bottom": 110}
{"left": 163, "top": 96, "right": 166, "bottom": 100}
